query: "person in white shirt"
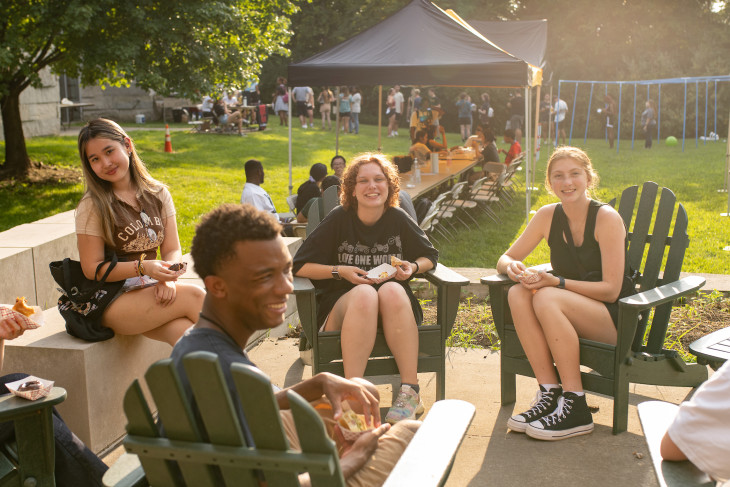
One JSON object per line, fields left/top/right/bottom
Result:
{"left": 240, "top": 159, "right": 278, "bottom": 219}
{"left": 350, "top": 87, "right": 362, "bottom": 135}
{"left": 200, "top": 96, "right": 214, "bottom": 118}
{"left": 393, "top": 85, "right": 405, "bottom": 136}
{"left": 553, "top": 96, "right": 569, "bottom": 145}
{"left": 222, "top": 91, "right": 238, "bottom": 107}
{"left": 661, "top": 360, "right": 730, "bottom": 484}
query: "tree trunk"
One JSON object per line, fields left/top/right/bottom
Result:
{"left": 0, "top": 90, "right": 31, "bottom": 179}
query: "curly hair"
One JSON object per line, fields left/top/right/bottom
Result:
{"left": 191, "top": 204, "right": 282, "bottom": 279}
{"left": 544, "top": 146, "right": 599, "bottom": 196}
{"left": 339, "top": 153, "right": 400, "bottom": 211}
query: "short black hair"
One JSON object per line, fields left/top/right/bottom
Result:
{"left": 504, "top": 128, "right": 515, "bottom": 140}
{"left": 191, "top": 204, "right": 282, "bottom": 279}
{"left": 321, "top": 175, "right": 341, "bottom": 192}
{"left": 483, "top": 128, "right": 495, "bottom": 143}
{"left": 244, "top": 159, "right": 263, "bottom": 179}
{"left": 310, "top": 163, "right": 328, "bottom": 181}
{"left": 330, "top": 155, "right": 346, "bottom": 169}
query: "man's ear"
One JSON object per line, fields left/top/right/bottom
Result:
{"left": 203, "top": 275, "right": 227, "bottom": 298}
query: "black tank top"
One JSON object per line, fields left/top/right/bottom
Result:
{"left": 548, "top": 200, "right": 635, "bottom": 301}
{"left": 549, "top": 200, "right": 604, "bottom": 281}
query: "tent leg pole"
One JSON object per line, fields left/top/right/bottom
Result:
{"left": 378, "top": 85, "right": 383, "bottom": 152}
{"left": 533, "top": 84, "right": 541, "bottom": 189}
{"left": 288, "top": 87, "right": 292, "bottom": 195}
{"left": 335, "top": 86, "right": 341, "bottom": 155}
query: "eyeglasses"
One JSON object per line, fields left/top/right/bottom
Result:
{"left": 139, "top": 209, "right": 158, "bottom": 242}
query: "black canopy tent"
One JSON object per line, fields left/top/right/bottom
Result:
{"left": 466, "top": 19, "right": 548, "bottom": 69}
{"left": 288, "top": 0, "right": 531, "bottom": 87}
{"left": 286, "top": 0, "right": 545, "bottom": 219}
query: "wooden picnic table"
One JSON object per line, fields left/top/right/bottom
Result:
{"left": 400, "top": 152, "right": 479, "bottom": 199}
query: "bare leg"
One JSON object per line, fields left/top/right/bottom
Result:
{"left": 508, "top": 284, "right": 559, "bottom": 385}
{"left": 102, "top": 283, "right": 205, "bottom": 346}
{"left": 324, "top": 285, "right": 379, "bottom": 378}
{"left": 532, "top": 287, "right": 616, "bottom": 392}
{"left": 378, "top": 283, "right": 419, "bottom": 384}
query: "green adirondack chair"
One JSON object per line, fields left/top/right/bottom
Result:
{"left": 481, "top": 181, "right": 709, "bottom": 434}
{"left": 0, "top": 387, "right": 67, "bottom": 487}
{"left": 294, "top": 262, "right": 468, "bottom": 401}
{"left": 103, "top": 351, "right": 475, "bottom": 487}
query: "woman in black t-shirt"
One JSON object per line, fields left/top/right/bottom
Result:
{"left": 293, "top": 153, "right": 438, "bottom": 425}
{"left": 495, "top": 147, "right": 633, "bottom": 441}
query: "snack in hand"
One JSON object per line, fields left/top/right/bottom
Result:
{"left": 379, "top": 271, "right": 389, "bottom": 279}
{"left": 338, "top": 409, "right": 370, "bottom": 433}
{"left": 518, "top": 268, "right": 541, "bottom": 284}
{"left": 390, "top": 256, "right": 404, "bottom": 268}
{"left": 12, "top": 297, "right": 34, "bottom": 317}
{"left": 169, "top": 262, "right": 184, "bottom": 271}
{"left": 17, "top": 380, "right": 42, "bottom": 392}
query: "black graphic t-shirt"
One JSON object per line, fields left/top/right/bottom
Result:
{"left": 292, "top": 206, "right": 438, "bottom": 326}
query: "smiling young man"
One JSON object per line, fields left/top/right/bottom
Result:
{"left": 172, "top": 204, "right": 420, "bottom": 485}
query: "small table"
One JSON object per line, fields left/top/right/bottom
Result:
{"left": 689, "top": 326, "right": 730, "bottom": 370}
{"left": 59, "top": 102, "right": 94, "bottom": 129}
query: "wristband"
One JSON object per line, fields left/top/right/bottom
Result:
{"left": 556, "top": 275, "right": 565, "bottom": 289}
{"left": 413, "top": 261, "right": 420, "bottom": 274}
{"left": 138, "top": 253, "right": 147, "bottom": 277}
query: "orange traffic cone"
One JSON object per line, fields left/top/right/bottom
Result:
{"left": 164, "top": 124, "right": 173, "bottom": 153}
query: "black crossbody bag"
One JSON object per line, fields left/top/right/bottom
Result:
{"left": 49, "top": 254, "right": 125, "bottom": 342}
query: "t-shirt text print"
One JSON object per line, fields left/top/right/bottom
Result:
{"left": 337, "top": 236, "right": 402, "bottom": 269}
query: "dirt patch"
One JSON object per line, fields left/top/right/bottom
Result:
{"left": 0, "top": 161, "right": 82, "bottom": 188}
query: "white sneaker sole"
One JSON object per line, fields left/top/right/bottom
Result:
{"left": 385, "top": 401, "right": 425, "bottom": 424}
{"left": 525, "top": 422, "right": 594, "bottom": 441}
{"left": 506, "top": 417, "right": 529, "bottom": 433}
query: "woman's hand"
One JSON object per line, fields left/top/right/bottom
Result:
{"left": 0, "top": 315, "right": 26, "bottom": 341}
{"left": 505, "top": 260, "right": 527, "bottom": 281}
{"left": 518, "top": 270, "right": 559, "bottom": 291}
{"left": 154, "top": 280, "right": 177, "bottom": 307}
{"left": 144, "top": 260, "right": 178, "bottom": 282}
{"left": 339, "top": 266, "right": 371, "bottom": 285}
{"left": 393, "top": 262, "right": 414, "bottom": 281}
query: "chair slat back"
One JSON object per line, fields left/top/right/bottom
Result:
{"left": 231, "top": 363, "right": 301, "bottom": 487}
{"left": 123, "top": 380, "right": 181, "bottom": 485}
{"left": 144, "top": 359, "right": 222, "bottom": 486}
{"left": 612, "top": 182, "right": 690, "bottom": 354}
{"left": 322, "top": 185, "right": 340, "bottom": 216}
{"left": 306, "top": 202, "right": 321, "bottom": 236}
{"left": 182, "top": 354, "right": 260, "bottom": 486}
{"left": 287, "top": 391, "right": 345, "bottom": 487}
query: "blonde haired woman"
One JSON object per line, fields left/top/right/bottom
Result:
{"left": 75, "top": 119, "right": 204, "bottom": 345}
{"left": 293, "top": 153, "right": 438, "bottom": 424}
{"left": 318, "top": 86, "right": 334, "bottom": 130}
{"left": 496, "top": 146, "right": 635, "bottom": 440}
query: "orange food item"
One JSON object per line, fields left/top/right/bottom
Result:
{"left": 390, "top": 256, "right": 404, "bottom": 267}
{"left": 338, "top": 409, "right": 369, "bottom": 432}
{"left": 379, "top": 271, "right": 389, "bottom": 279}
{"left": 12, "top": 297, "right": 34, "bottom": 317}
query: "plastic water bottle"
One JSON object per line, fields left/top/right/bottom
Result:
{"left": 414, "top": 157, "right": 421, "bottom": 184}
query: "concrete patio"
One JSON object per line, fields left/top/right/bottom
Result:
{"left": 245, "top": 336, "right": 705, "bottom": 487}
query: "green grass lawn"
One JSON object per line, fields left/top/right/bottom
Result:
{"left": 2, "top": 123, "right": 729, "bottom": 274}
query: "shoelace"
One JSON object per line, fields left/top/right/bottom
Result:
{"left": 542, "top": 396, "right": 573, "bottom": 426}
{"left": 523, "top": 390, "right": 556, "bottom": 419}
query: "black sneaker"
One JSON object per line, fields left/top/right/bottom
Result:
{"left": 525, "top": 392, "right": 594, "bottom": 440}
{"left": 507, "top": 385, "right": 562, "bottom": 433}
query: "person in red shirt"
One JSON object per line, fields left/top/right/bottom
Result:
{"left": 499, "top": 128, "right": 522, "bottom": 165}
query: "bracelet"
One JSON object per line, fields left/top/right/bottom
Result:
{"left": 137, "top": 253, "right": 146, "bottom": 277}
{"left": 556, "top": 275, "right": 565, "bottom": 289}
{"left": 413, "top": 261, "right": 420, "bottom": 274}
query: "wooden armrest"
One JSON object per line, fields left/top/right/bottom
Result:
{"left": 293, "top": 276, "right": 315, "bottom": 294}
{"left": 480, "top": 263, "right": 553, "bottom": 285}
{"left": 423, "top": 264, "right": 469, "bottom": 287}
{"left": 102, "top": 453, "right": 149, "bottom": 487}
{"left": 619, "top": 276, "right": 705, "bottom": 311}
{"left": 383, "top": 399, "right": 475, "bottom": 487}
{"left": 637, "top": 401, "right": 713, "bottom": 487}
{"left": 0, "top": 387, "right": 66, "bottom": 422}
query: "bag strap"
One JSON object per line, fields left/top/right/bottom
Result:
{"left": 555, "top": 204, "right": 588, "bottom": 278}
{"left": 95, "top": 252, "right": 119, "bottom": 284}
{"left": 62, "top": 253, "right": 119, "bottom": 296}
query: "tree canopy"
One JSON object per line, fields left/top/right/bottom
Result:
{"left": 1, "top": 0, "right": 299, "bottom": 178}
